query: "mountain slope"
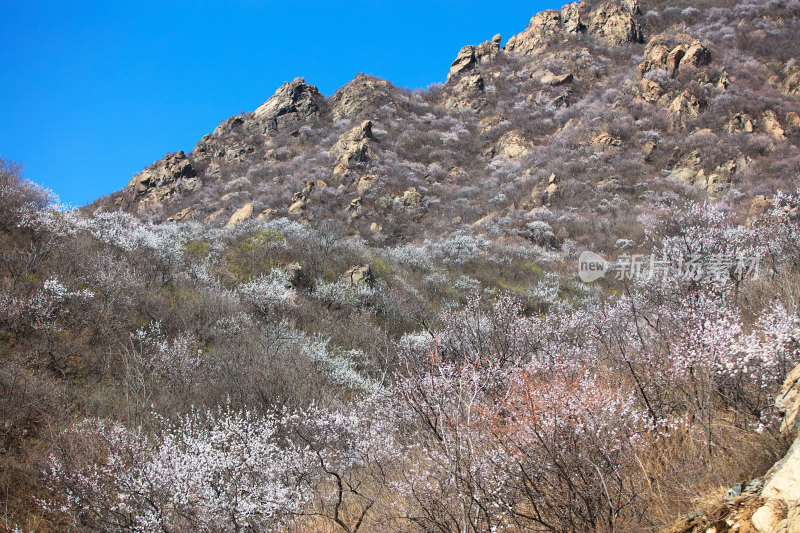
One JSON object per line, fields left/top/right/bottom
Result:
{"left": 94, "top": 0, "right": 799, "bottom": 254}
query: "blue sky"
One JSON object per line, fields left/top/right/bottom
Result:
{"left": 0, "top": 1, "right": 564, "bottom": 206}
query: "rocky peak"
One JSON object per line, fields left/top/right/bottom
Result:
{"left": 589, "top": 2, "right": 643, "bottom": 44}
{"left": 253, "top": 77, "right": 325, "bottom": 132}
{"left": 448, "top": 34, "right": 502, "bottom": 80}
{"left": 505, "top": 9, "right": 565, "bottom": 55}
{"left": 449, "top": 45, "right": 478, "bottom": 79}
{"left": 329, "top": 74, "right": 398, "bottom": 123}
{"left": 505, "top": 1, "right": 642, "bottom": 55}
{"left": 561, "top": 3, "right": 585, "bottom": 34}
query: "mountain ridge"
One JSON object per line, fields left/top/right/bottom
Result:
{"left": 93, "top": 0, "right": 798, "bottom": 254}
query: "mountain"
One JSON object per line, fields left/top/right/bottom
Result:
{"left": 94, "top": 0, "right": 799, "bottom": 252}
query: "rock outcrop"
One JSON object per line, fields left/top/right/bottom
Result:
{"left": 167, "top": 207, "right": 193, "bottom": 223}
{"left": 445, "top": 74, "right": 486, "bottom": 111}
{"left": 664, "top": 363, "right": 800, "bottom": 533}
{"left": 638, "top": 33, "right": 711, "bottom": 79}
{"left": 592, "top": 131, "right": 623, "bottom": 149}
{"left": 743, "top": 364, "right": 800, "bottom": 532}
{"left": 505, "top": 2, "right": 642, "bottom": 54}
{"left": 125, "top": 151, "right": 201, "bottom": 214}
{"left": 332, "top": 120, "right": 376, "bottom": 176}
{"left": 329, "top": 74, "right": 397, "bottom": 123}
{"left": 762, "top": 110, "right": 786, "bottom": 140}
{"left": 447, "top": 34, "right": 502, "bottom": 80}
{"left": 356, "top": 174, "right": 377, "bottom": 196}
{"left": 449, "top": 45, "right": 478, "bottom": 79}
{"left": 670, "top": 90, "right": 708, "bottom": 128}
{"left": 505, "top": 10, "right": 564, "bottom": 55}
{"left": 289, "top": 180, "right": 325, "bottom": 214}
{"left": 589, "top": 3, "right": 643, "bottom": 45}
{"left": 488, "top": 131, "right": 529, "bottom": 160}
{"left": 393, "top": 188, "right": 422, "bottom": 211}
{"left": 284, "top": 263, "right": 310, "bottom": 290}
{"left": 530, "top": 174, "right": 560, "bottom": 206}
{"left": 344, "top": 264, "right": 373, "bottom": 288}
{"left": 561, "top": 2, "right": 585, "bottom": 34}
{"left": 226, "top": 203, "right": 254, "bottom": 227}
{"left": 253, "top": 77, "right": 325, "bottom": 132}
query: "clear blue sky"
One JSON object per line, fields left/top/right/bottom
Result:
{"left": 0, "top": 0, "right": 564, "bottom": 206}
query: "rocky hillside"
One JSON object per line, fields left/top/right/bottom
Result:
{"left": 95, "top": 0, "right": 800, "bottom": 252}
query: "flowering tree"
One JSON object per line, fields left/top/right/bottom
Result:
{"left": 285, "top": 392, "right": 406, "bottom": 533}
{"left": 45, "top": 408, "right": 308, "bottom": 533}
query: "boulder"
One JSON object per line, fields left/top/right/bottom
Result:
{"left": 762, "top": 110, "right": 786, "bottom": 139}
{"left": 684, "top": 40, "right": 712, "bottom": 68}
{"left": 492, "top": 131, "right": 529, "bottom": 159}
{"left": 752, "top": 501, "right": 787, "bottom": 533}
{"left": 226, "top": 203, "right": 254, "bottom": 227}
{"left": 345, "top": 264, "right": 373, "bottom": 287}
{"left": 666, "top": 45, "right": 686, "bottom": 77}
{"left": 540, "top": 71, "right": 574, "bottom": 86}
{"left": 284, "top": 263, "right": 310, "bottom": 290}
{"left": 393, "top": 188, "right": 422, "bottom": 211}
{"left": 592, "top": 131, "right": 623, "bottom": 149}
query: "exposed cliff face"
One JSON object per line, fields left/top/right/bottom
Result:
{"left": 100, "top": 0, "right": 799, "bottom": 252}
{"left": 504, "top": 0, "right": 642, "bottom": 55}
{"left": 124, "top": 151, "right": 200, "bottom": 214}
